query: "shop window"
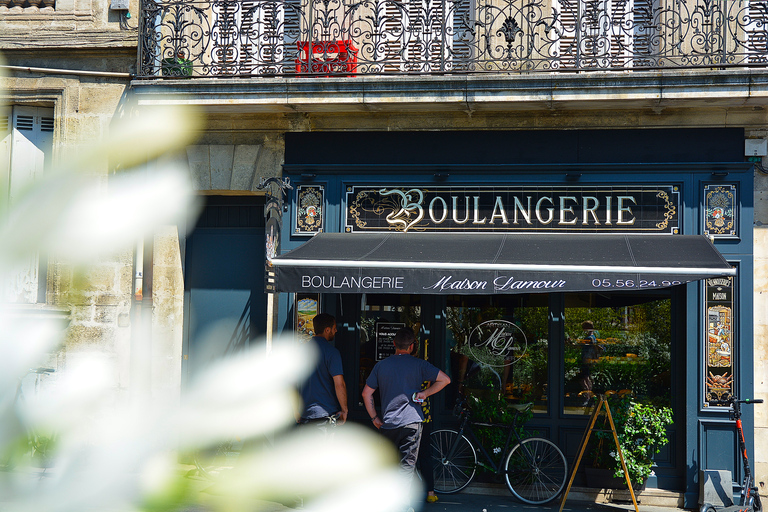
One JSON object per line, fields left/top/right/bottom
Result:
{"left": 446, "top": 294, "right": 550, "bottom": 413}
{"left": 563, "top": 292, "right": 672, "bottom": 415}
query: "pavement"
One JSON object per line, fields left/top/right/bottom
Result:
{"left": 415, "top": 488, "right": 691, "bottom": 512}
{"left": 184, "top": 465, "right": 693, "bottom": 512}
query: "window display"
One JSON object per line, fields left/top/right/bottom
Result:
{"left": 564, "top": 294, "right": 673, "bottom": 415}
{"left": 446, "top": 295, "right": 549, "bottom": 413}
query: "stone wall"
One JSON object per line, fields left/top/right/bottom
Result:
{"left": 750, "top": 128, "right": 768, "bottom": 494}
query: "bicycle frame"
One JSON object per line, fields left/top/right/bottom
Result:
{"left": 448, "top": 408, "right": 527, "bottom": 475}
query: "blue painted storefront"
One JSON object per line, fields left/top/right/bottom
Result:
{"left": 275, "top": 128, "right": 755, "bottom": 505}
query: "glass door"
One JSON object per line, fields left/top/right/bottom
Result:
{"left": 358, "top": 294, "right": 423, "bottom": 408}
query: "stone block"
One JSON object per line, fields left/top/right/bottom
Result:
{"left": 251, "top": 139, "right": 284, "bottom": 190}
{"left": 186, "top": 145, "right": 210, "bottom": 190}
{"left": 209, "top": 145, "right": 234, "bottom": 190}
{"left": 699, "top": 469, "right": 734, "bottom": 506}
{"left": 231, "top": 145, "right": 260, "bottom": 191}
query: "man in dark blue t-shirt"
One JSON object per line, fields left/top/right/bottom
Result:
{"left": 299, "top": 313, "right": 348, "bottom": 425}
{"left": 362, "top": 327, "right": 450, "bottom": 491}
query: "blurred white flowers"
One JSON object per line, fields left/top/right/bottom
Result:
{"left": 0, "top": 72, "right": 406, "bottom": 512}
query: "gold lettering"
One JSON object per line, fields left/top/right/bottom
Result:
{"left": 583, "top": 196, "right": 600, "bottom": 225}
{"left": 490, "top": 196, "right": 509, "bottom": 224}
{"left": 617, "top": 196, "right": 637, "bottom": 225}
{"left": 472, "top": 196, "right": 487, "bottom": 224}
{"left": 513, "top": 197, "right": 532, "bottom": 225}
{"left": 559, "top": 196, "right": 578, "bottom": 225}
{"left": 452, "top": 196, "right": 471, "bottom": 224}
{"left": 536, "top": 197, "right": 554, "bottom": 225}
{"left": 429, "top": 196, "right": 448, "bottom": 224}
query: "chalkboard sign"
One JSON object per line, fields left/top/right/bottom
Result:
{"left": 376, "top": 322, "right": 405, "bottom": 361}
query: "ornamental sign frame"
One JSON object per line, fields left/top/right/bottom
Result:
{"left": 703, "top": 184, "right": 738, "bottom": 240}
{"left": 345, "top": 185, "right": 680, "bottom": 234}
{"left": 294, "top": 184, "right": 325, "bottom": 236}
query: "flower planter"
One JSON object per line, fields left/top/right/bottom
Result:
{"left": 584, "top": 467, "right": 646, "bottom": 490}
{"left": 161, "top": 57, "right": 193, "bottom": 77}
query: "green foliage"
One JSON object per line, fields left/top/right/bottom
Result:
{"left": 592, "top": 395, "right": 673, "bottom": 484}
{"left": 467, "top": 392, "right": 533, "bottom": 471}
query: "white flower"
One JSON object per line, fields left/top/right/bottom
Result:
{"left": 493, "top": 447, "right": 501, "bottom": 454}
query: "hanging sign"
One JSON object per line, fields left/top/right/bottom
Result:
{"left": 346, "top": 185, "right": 679, "bottom": 234}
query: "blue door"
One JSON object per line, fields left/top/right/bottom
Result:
{"left": 182, "top": 196, "right": 266, "bottom": 387}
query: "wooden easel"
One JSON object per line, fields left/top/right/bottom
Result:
{"left": 558, "top": 394, "right": 639, "bottom": 512}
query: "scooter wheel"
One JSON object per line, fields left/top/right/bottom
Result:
{"left": 700, "top": 503, "right": 717, "bottom": 512}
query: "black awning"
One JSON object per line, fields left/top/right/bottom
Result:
{"left": 270, "top": 233, "right": 735, "bottom": 295}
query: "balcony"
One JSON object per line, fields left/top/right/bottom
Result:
{"left": 136, "top": 0, "right": 768, "bottom": 79}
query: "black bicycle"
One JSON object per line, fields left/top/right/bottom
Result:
{"left": 430, "top": 396, "right": 567, "bottom": 504}
{"left": 700, "top": 396, "right": 763, "bottom": 512}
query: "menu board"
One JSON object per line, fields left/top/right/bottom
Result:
{"left": 376, "top": 322, "right": 405, "bottom": 360}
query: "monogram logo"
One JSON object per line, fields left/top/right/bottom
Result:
{"left": 379, "top": 188, "right": 424, "bottom": 232}
{"left": 468, "top": 320, "right": 528, "bottom": 368}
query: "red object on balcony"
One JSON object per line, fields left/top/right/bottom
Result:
{"left": 296, "top": 40, "right": 358, "bottom": 76}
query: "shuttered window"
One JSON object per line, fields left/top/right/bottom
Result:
{"left": 553, "top": 0, "right": 656, "bottom": 69}
{"left": 213, "top": 0, "right": 287, "bottom": 74}
{"left": 1, "top": 105, "right": 54, "bottom": 304}
{"left": 746, "top": 0, "right": 767, "bottom": 64}
{"left": 376, "top": 0, "right": 453, "bottom": 71}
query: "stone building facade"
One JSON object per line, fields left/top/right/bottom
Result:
{"left": 3, "top": 0, "right": 768, "bottom": 505}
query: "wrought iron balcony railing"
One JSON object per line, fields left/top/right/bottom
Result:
{"left": 137, "top": 0, "right": 768, "bottom": 78}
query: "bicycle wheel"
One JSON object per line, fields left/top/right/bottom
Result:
{"left": 430, "top": 429, "right": 477, "bottom": 494}
{"left": 504, "top": 437, "right": 567, "bottom": 505}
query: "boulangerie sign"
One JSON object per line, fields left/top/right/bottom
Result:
{"left": 346, "top": 185, "right": 680, "bottom": 234}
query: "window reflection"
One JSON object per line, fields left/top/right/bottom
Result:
{"left": 446, "top": 295, "right": 549, "bottom": 413}
{"left": 563, "top": 293, "right": 672, "bottom": 415}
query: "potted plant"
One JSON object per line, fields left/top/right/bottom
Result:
{"left": 161, "top": 52, "right": 193, "bottom": 77}
{"left": 588, "top": 393, "right": 673, "bottom": 488}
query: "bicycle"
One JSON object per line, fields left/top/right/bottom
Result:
{"left": 430, "top": 395, "right": 568, "bottom": 504}
{"left": 700, "top": 396, "right": 763, "bottom": 512}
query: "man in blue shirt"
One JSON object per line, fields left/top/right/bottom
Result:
{"left": 299, "top": 313, "right": 348, "bottom": 426}
{"left": 362, "top": 327, "right": 450, "bottom": 491}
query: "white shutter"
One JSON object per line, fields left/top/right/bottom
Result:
{"left": 239, "top": 0, "right": 285, "bottom": 73}
{"left": 213, "top": 0, "right": 286, "bottom": 74}
{"left": 553, "top": 0, "right": 645, "bottom": 69}
{"left": 3, "top": 106, "right": 53, "bottom": 304}
{"left": 745, "top": 0, "right": 766, "bottom": 64}
{"left": 213, "top": 1, "right": 240, "bottom": 73}
{"left": 632, "top": 0, "right": 654, "bottom": 66}
{"left": 378, "top": 0, "right": 452, "bottom": 71}
{"left": 451, "top": 0, "right": 472, "bottom": 70}
{"left": 552, "top": 0, "right": 577, "bottom": 69}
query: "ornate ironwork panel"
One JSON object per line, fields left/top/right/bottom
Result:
{"left": 137, "top": 0, "right": 768, "bottom": 77}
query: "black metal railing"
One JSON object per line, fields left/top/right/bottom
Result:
{"left": 137, "top": 0, "right": 768, "bottom": 78}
